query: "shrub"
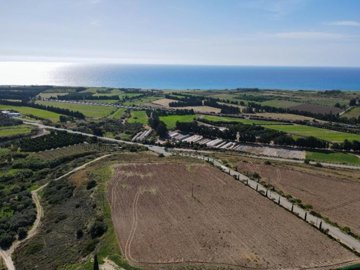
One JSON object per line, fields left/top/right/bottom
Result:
{"left": 0, "top": 233, "right": 16, "bottom": 249}
{"left": 76, "top": 229, "right": 84, "bottom": 239}
{"left": 17, "top": 227, "right": 28, "bottom": 240}
{"left": 89, "top": 220, "right": 107, "bottom": 239}
{"left": 86, "top": 180, "right": 97, "bottom": 190}
{"left": 264, "top": 160, "right": 271, "bottom": 165}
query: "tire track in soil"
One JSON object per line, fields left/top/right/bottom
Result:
{"left": 124, "top": 189, "right": 141, "bottom": 263}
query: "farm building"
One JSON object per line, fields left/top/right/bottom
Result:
{"left": 1, "top": 110, "right": 21, "bottom": 117}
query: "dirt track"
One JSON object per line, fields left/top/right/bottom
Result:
{"left": 0, "top": 155, "right": 111, "bottom": 270}
{"left": 108, "top": 161, "right": 357, "bottom": 269}
{"left": 237, "top": 161, "right": 360, "bottom": 236}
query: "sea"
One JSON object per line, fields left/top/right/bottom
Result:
{"left": 1, "top": 62, "right": 360, "bottom": 91}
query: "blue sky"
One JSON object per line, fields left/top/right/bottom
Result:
{"left": 1, "top": 0, "right": 360, "bottom": 66}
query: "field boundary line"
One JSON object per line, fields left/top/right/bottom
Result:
{"left": 177, "top": 152, "right": 360, "bottom": 256}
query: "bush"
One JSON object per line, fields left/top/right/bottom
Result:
{"left": 0, "top": 233, "right": 16, "bottom": 249}
{"left": 86, "top": 180, "right": 97, "bottom": 190}
{"left": 18, "top": 227, "right": 28, "bottom": 240}
{"left": 76, "top": 229, "right": 84, "bottom": 239}
{"left": 82, "top": 239, "right": 99, "bottom": 256}
{"left": 264, "top": 160, "right": 271, "bottom": 165}
{"left": 89, "top": 220, "right": 107, "bottom": 239}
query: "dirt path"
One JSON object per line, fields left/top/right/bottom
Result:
{"left": 0, "top": 154, "right": 111, "bottom": 270}
{"left": 124, "top": 190, "right": 141, "bottom": 263}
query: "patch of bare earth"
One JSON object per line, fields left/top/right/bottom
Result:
{"left": 152, "top": 98, "right": 221, "bottom": 113}
{"left": 237, "top": 161, "right": 360, "bottom": 236}
{"left": 108, "top": 162, "right": 357, "bottom": 270}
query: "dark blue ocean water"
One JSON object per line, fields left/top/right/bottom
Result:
{"left": 2, "top": 63, "right": 360, "bottom": 90}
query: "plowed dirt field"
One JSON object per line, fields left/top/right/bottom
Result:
{"left": 108, "top": 161, "right": 358, "bottom": 269}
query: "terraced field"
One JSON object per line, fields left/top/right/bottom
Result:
{"left": 108, "top": 160, "right": 357, "bottom": 269}
{"left": 0, "top": 125, "right": 33, "bottom": 138}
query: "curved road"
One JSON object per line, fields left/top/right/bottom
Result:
{"left": 0, "top": 155, "right": 111, "bottom": 270}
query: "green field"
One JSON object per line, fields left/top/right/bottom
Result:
{"left": 342, "top": 107, "right": 360, "bottom": 119}
{"left": 36, "top": 101, "right": 116, "bottom": 118}
{"left": 128, "top": 111, "right": 148, "bottom": 125}
{"left": 0, "top": 125, "right": 32, "bottom": 138}
{"left": 108, "top": 108, "right": 126, "bottom": 119}
{"left": 266, "top": 124, "right": 360, "bottom": 142}
{"left": 160, "top": 114, "right": 197, "bottom": 129}
{"left": 306, "top": 151, "right": 360, "bottom": 165}
{"left": 199, "top": 115, "right": 284, "bottom": 125}
{"left": 0, "top": 105, "right": 62, "bottom": 122}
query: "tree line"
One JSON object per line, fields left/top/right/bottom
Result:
{"left": 17, "top": 131, "right": 86, "bottom": 152}
{"left": 165, "top": 94, "right": 240, "bottom": 114}
{"left": 0, "top": 86, "right": 51, "bottom": 101}
{"left": 176, "top": 120, "right": 329, "bottom": 149}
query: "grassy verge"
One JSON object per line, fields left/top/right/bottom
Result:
{"left": 91, "top": 162, "right": 137, "bottom": 269}
{"left": 306, "top": 151, "right": 360, "bottom": 165}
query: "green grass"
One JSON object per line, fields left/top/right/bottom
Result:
{"left": 128, "top": 111, "right": 148, "bottom": 125}
{"left": 108, "top": 108, "right": 126, "bottom": 119}
{"left": 36, "top": 101, "right": 116, "bottom": 118}
{"left": 199, "top": 115, "right": 284, "bottom": 125}
{"left": 342, "top": 107, "right": 360, "bottom": 119}
{"left": 160, "top": 114, "right": 197, "bottom": 129}
{"left": 266, "top": 124, "right": 360, "bottom": 143}
{"left": 306, "top": 151, "right": 360, "bottom": 165}
{"left": 0, "top": 125, "right": 32, "bottom": 138}
{"left": 0, "top": 105, "right": 62, "bottom": 122}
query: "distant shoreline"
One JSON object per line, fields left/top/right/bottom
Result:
{"left": 0, "top": 63, "right": 359, "bottom": 91}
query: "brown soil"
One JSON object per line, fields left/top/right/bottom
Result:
{"left": 237, "top": 160, "right": 360, "bottom": 236}
{"left": 108, "top": 161, "right": 357, "bottom": 270}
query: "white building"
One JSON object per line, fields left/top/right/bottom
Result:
{"left": 1, "top": 110, "right": 21, "bottom": 117}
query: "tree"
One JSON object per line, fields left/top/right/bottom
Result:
{"left": 156, "top": 121, "right": 168, "bottom": 139}
{"left": 90, "top": 220, "right": 107, "bottom": 239}
{"left": 18, "top": 227, "right": 28, "bottom": 240}
{"left": 93, "top": 254, "right": 99, "bottom": 270}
